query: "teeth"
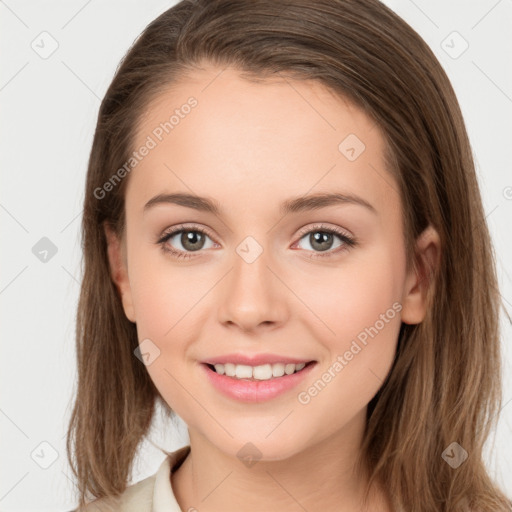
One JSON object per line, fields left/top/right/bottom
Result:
{"left": 284, "top": 363, "right": 296, "bottom": 375}
{"left": 253, "top": 364, "right": 273, "bottom": 380}
{"left": 236, "top": 364, "right": 252, "bottom": 379}
{"left": 214, "top": 364, "right": 225, "bottom": 375}
{"left": 212, "top": 362, "right": 308, "bottom": 380}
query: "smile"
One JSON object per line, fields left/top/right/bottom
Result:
{"left": 201, "top": 361, "right": 317, "bottom": 402}
{"left": 209, "top": 362, "right": 308, "bottom": 381}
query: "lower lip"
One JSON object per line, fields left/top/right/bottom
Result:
{"left": 200, "top": 362, "right": 317, "bottom": 403}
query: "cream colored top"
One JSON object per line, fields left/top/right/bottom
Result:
{"left": 79, "top": 445, "right": 191, "bottom": 512}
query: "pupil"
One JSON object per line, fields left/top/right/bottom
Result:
{"left": 311, "top": 232, "right": 332, "bottom": 252}
{"left": 182, "top": 231, "right": 204, "bottom": 251}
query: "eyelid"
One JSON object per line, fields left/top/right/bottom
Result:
{"left": 295, "top": 222, "right": 353, "bottom": 241}
{"left": 157, "top": 223, "right": 216, "bottom": 243}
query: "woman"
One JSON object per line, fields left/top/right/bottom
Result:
{"left": 66, "top": 1, "right": 512, "bottom": 510}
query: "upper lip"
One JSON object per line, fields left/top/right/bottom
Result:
{"left": 202, "top": 353, "right": 315, "bottom": 366}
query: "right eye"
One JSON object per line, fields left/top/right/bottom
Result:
{"left": 157, "top": 224, "right": 218, "bottom": 259}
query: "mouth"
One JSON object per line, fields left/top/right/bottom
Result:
{"left": 201, "top": 360, "right": 317, "bottom": 403}
{"left": 203, "top": 360, "right": 316, "bottom": 381}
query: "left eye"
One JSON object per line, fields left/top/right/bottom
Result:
{"left": 295, "top": 229, "right": 347, "bottom": 253}
{"left": 292, "top": 224, "right": 356, "bottom": 259}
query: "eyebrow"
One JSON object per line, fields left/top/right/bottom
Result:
{"left": 143, "top": 191, "right": 377, "bottom": 216}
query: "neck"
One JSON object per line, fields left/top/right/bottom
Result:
{"left": 171, "top": 410, "right": 391, "bottom": 512}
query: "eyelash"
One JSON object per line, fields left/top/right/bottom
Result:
{"left": 156, "top": 223, "right": 357, "bottom": 261}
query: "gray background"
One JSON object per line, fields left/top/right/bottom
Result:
{"left": 1, "top": 0, "right": 511, "bottom": 510}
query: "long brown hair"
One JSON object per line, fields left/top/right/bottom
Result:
{"left": 66, "top": 1, "right": 512, "bottom": 510}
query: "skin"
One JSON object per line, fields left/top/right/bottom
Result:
{"left": 105, "top": 64, "right": 440, "bottom": 512}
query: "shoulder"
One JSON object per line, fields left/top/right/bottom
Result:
{"left": 75, "top": 473, "right": 155, "bottom": 512}
{"left": 70, "top": 446, "right": 190, "bottom": 512}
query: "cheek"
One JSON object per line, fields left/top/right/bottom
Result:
{"left": 295, "top": 246, "right": 404, "bottom": 345}
{"left": 127, "top": 242, "right": 208, "bottom": 339}
{"left": 292, "top": 248, "right": 404, "bottom": 401}
{"left": 126, "top": 252, "right": 202, "bottom": 410}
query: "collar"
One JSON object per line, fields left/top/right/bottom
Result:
{"left": 152, "top": 445, "right": 191, "bottom": 512}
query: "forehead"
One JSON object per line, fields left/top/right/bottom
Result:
{"left": 128, "top": 66, "right": 398, "bottom": 219}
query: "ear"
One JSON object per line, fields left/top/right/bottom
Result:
{"left": 104, "top": 222, "right": 136, "bottom": 323}
{"left": 400, "top": 225, "right": 441, "bottom": 325}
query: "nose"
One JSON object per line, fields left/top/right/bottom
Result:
{"left": 217, "top": 243, "right": 288, "bottom": 333}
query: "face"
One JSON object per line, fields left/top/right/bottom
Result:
{"left": 106, "top": 65, "right": 436, "bottom": 462}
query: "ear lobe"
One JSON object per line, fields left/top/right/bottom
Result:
{"left": 400, "top": 225, "right": 441, "bottom": 325}
{"left": 104, "top": 222, "right": 136, "bottom": 323}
